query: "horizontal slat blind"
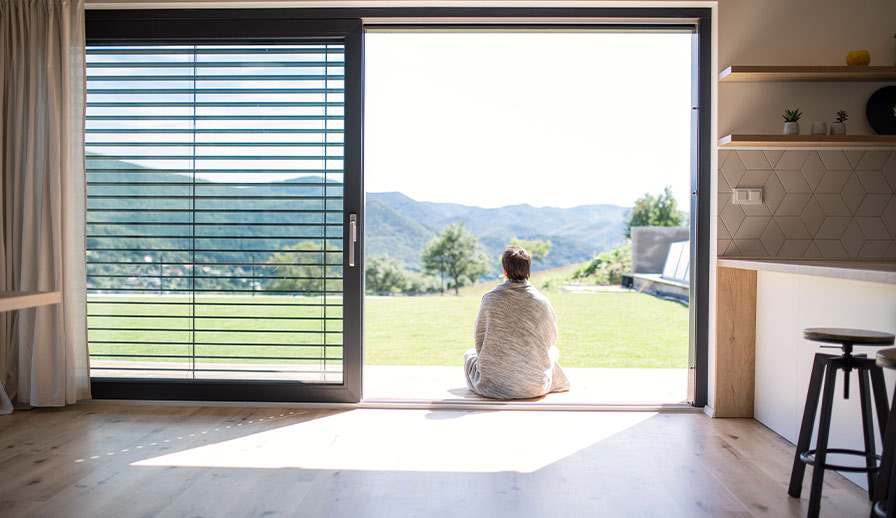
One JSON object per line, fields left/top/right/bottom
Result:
{"left": 86, "top": 44, "right": 345, "bottom": 382}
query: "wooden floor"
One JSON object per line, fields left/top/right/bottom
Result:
{"left": 0, "top": 405, "right": 871, "bottom": 517}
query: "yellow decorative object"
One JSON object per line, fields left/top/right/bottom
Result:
{"left": 847, "top": 50, "right": 871, "bottom": 66}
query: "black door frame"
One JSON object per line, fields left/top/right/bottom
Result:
{"left": 86, "top": 7, "right": 712, "bottom": 407}
{"left": 86, "top": 15, "right": 365, "bottom": 403}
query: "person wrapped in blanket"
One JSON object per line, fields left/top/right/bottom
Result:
{"left": 463, "top": 245, "right": 570, "bottom": 399}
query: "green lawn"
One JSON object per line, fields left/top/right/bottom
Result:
{"left": 365, "top": 288, "right": 688, "bottom": 368}
{"left": 88, "top": 266, "right": 689, "bottom": 369}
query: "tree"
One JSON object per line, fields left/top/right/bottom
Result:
{"left": 266, "top": 241, "right": 340, "bottom": 294}
{"left": 365, "top": 254, "right": 408, "bottom": 293}
{"left": 421, "top": 222, "right": 492, "bottom": 296}
{"left": 624, "top": 185, "right": 686, "bottom": 238}
{"left": 510, "top": 237, "right": 552, "bottom": 263}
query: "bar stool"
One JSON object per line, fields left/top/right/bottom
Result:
{"left": 872, "top": 347, "right": 896, "bottom": 518}
{"left": 788, "top": 327, "right": 895, "bottom": 518}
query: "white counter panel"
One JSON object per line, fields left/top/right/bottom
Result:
{"left": 755, "top": 271, "right": 896, "bottom": 489}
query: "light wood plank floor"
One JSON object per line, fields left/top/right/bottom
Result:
{"left": 0, "top": 405, "right": 871, "bottom": 517}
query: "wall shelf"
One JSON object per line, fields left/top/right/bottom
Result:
{"left": 0, "top": 291, "right": 62, "bottom": 313}
{"left": 719, "top": 134, "right": 896, "bottom": 148}
{"left": 719, "top": 65, "right": 896, "bottom": 82}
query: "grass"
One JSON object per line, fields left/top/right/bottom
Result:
{"left": 365, "top": 271, "right": 688, "bottom": 368}
{"left": 87, "top": 264, "right": 689, "bottom": 370}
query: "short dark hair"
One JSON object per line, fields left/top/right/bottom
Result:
{"left": 502, "top": 245, "right": 532, "bottom": 282}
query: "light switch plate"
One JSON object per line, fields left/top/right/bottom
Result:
{"left": 733, "top": 188, "right": 763, "bottom": 205}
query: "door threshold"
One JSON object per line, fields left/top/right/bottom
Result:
{"left": 82, "top": 398, "right": 699, "bottom": 413}
{"left": 359, "top": 398, "right": 698, "bottom": 412}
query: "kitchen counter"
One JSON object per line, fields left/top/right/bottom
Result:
{"left": 717, "top": 258, "right": 896, "bottom": 284}
{"left": 714, "top": 258, "right": 896, "bottom": 490}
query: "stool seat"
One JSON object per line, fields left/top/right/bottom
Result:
{"left": 877, "top": 348, "right": 896, "bottom": 370}
{"left": 804, "top": 327, "right": 896, "bottom": 345}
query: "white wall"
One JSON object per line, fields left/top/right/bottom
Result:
{"left": 755, "top": 271, "right": 896, "bottom": 489}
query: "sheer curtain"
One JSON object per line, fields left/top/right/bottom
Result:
{"left": 0, "top": 0, "right": 88, "bottom": 414}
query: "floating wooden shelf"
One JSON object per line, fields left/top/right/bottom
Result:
{"left": 719, "top": 134, "right": 896, "bottom": 148}
{"left": 0, "top": 291, "right": 62, "bottom": 312}
{"left": 719, "top": 65, "right": 896, "bottom": 82}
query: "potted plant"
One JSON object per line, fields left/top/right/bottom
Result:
{"left": 831, "top": 110, "right": 848, "bottom": 135}
{"left": 783, "top": 108, "right": 802, "bottom": 135}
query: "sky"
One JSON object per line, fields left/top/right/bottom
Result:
{"left": 364, "top": 31, "right": 693, "bottom": 209}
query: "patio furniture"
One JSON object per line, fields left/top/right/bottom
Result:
{"left": 788, "top": 327, "right": 895, "bottom": 518}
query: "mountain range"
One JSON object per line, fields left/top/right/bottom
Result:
{"left": 84, "top": 153, "right": 630, "bottom": 280}
{"left": 365, "top": 191, "right": 629, "bottom": 274}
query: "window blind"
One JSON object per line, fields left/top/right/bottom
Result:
{"left": 86, "top": 44, "right": 345, "bottom": 382}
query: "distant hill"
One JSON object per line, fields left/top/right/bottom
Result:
{"left": 84, "top": 154, "right": 630, "bottom": 284}
{"left": 366, "top": 192, "right": 628, "bottom": 274}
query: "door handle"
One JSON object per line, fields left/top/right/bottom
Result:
{"left": 349, "top": 213, "right": 357, "bottom": 267}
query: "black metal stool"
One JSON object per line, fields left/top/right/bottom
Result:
{"left": 788, "top": 328, "right": 895, "bottom": 518}
{"left": 871, "top": 347, "right": 896, "bottom": 518}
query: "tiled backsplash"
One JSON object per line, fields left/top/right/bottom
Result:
{"left": 718, "top": 150, "right": 896, "bottom": 259}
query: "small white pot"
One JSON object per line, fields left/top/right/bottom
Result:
{"left": 830, "top": 122, "right": 846, "bottom": 135}
{"left": 783, "top": 121, "right": 800, "bottom": 135}
{"left": 811, "top": 122, "right": 828, "bottom": 135}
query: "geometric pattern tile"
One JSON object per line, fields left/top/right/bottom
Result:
{"left": 856, "top": 150, "right": 891, "bottom": 171}
{"left": 814, "top": 239, "right": 849, "bottom": 259}
{"left": 859, "top": 240, "right": 892, "bottom": 259}
{"left": 763, "top": 173, "right": 786, "bottom": 213}
{"left": 856, "top": 217, "right": 892, "bottom": 240}
{"left": 775, "top": 216, "right": 812, "bottom": 239}
{"left": 760, "top": 219, "right": 785, "bottom": 255}
{"left": 799, "top": 197, "right": 825, "bottom": 235}
{"left": 804, "top": 241, "right": 823, "bottom": 259}
{"left": 816, "top": 216, "right": 851, "bottom": 240}
{"left": 718, "top": 150, "right": 896, "bottom": 259}
{"left": 815, "top": 193, "right": 851, "bottom": 217}
{"left": 856, "top": 194, "right": 891, "bottom": 217}
{"left": 845, "top": 150, "right": 865, "bottom": 169}
{"left": 776, "top": 170, "right": 812, "bottom": 193}
{"left": 778, "top": 239, "right": 812, "bottom": 257}
{"left": 737, "top": 170, "right": 772, "bottom": 188}
{"left": 815, "top": 170, "right": 852, "bottom": 193}
{"left": 841, "top": 174, "right": 867, "bottom": 214}
{"left": 883, "top": 199, "right": 896, "bottom": 238}
{"left": 734, "top": 216, "right": 771, "bottom": 240}
{"left": 841, "top": 219, "right": 865, "bottom": 258}
{"left": 800, "top": 151, "right": 827, "bottom": 190}
{"left": 764, "top": 150, "right": 784, "bottom": 168}
{"left": 720, "top": 152, "right": 747, "bottom": 190}
{"left": 883, "top": 154, "right": 896, "bottom": 191}
{"left": 775, "top": 193, "right": 812, "bottom": 216}
{"left": 738, "top": 150, "right": 772, "bottom": 170}
{"left": 818, "top": 150, "right": 853, "bottom": 170}
{"left": 775, "top": 150, "right": 810, "bottom": 170}
{"left": 856, "top": 170, "right": 893, "bottom": 194}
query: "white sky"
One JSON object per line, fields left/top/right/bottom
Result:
{"left": 364, "top": 31, "right": 693, "bottom": 209}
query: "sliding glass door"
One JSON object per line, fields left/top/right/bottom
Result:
{"left": 86, "top": 19, "right": 363, "bottom": 402}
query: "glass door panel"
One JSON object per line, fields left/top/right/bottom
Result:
{"left": 86, "top": 39, "right": 360, "bottom": 401}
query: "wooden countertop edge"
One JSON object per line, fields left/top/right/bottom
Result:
{"left": 717, "top": 259, "right": 896, "bottom": 285}
{"left": 0, "top": 291, "right": 63, "bottom": 312}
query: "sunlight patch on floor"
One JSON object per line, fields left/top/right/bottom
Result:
{"left": 132, "top": 409, "right": 655, "bottom": 473}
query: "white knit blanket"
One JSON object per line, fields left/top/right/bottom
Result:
{"left": 467, "top": 280, "right": 570, "bottom": 399}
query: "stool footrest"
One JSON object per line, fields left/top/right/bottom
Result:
{"left": 799, "top": 448, "right": 881, "bottom": 473}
